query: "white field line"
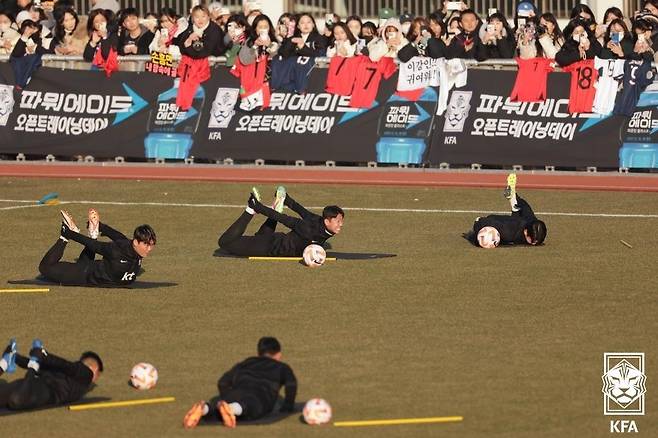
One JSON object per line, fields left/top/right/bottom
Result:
{"left": 0, "top": 199, "right": 657, "bottom": 218}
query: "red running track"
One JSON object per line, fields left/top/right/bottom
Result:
{"left": 1, "top": 163, "right": 658, "bottom": 192}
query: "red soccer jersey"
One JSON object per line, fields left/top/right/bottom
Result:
{"left": 325, "top": 55, "right": 363, "bottom": 96}
{"left": 563, "top": 59, "right": 599, "bottom": 113}
{"left": 230, "top": 55, "right": 271, "bottom": 108}
{"left": 510, "top": 57, "right": 554, "bottom": 102}
{"left": 350, "top": 57, "right": 397, "bottom": 108}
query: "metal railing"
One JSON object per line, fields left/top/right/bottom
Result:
{"left": 292, "top": 0, "right": 580, "bottom": 19}
{"left": 71, "top": 0, "right": 587, "bottom": 19}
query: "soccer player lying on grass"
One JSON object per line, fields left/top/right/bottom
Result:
{"left": 471, "top": 174, "right": 547, "bottom": 248}
{"left": 0, "top": 338, "right": 102, "bottom": 411}
{"left": 183, "top": 337, "right": 297, "bottom": 429}
{"left": 218, "top": 186, "right": 344, "bottom": 257}
{"left": 38, "top": 209, "right": 156, "bottom": 287}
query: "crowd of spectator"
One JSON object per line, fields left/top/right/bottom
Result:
{"left": 1, "top": 0, "right": 658, "bottom": 68}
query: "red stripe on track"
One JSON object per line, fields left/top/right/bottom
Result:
{"left": 1, "top": 164, "right": 657, "bottom": 192}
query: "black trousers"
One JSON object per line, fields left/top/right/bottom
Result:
{"left": 38, "top": 239, "right": 94, "bottom": 285}
{"left": 0, "top": 370, "right": 55, "bottom": 410}
{"left": 217, "top": 212, "right": 279, "bottom": 257}
{"left": 209, "top": 390, "right": 269, "bottom": 421}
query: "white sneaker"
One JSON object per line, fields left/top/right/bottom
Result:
{"left": 87, "top": 208, "right": 100, "bottom": 239}
{"left": 60, "top": 210, "right": 79, "bottom": 233}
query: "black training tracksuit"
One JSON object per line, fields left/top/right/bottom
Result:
{"left": 473, "top": 195, "right": 537, "bottom": 245}
{"left": 0, "top": 353, "right": 94, "bottom": 410}
{"left": 39, "top": 222, "right": 142, "bottom": 286}
{"left": 205, "top": 356, "right": 297, "bottom": 421}
{"left": 218, "top": 195, "right": 334, "bottom": 257}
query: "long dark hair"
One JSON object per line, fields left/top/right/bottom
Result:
{"left": 563, "top": 18, "right": 595, "bottom": 44}
{"left": 54, "top": 7, "right": 78, "bottom": 44}
{"left": 158, "top": 7, "right": 179, "bottom": 30}
{"left": 569, "top": 4, "right": 597, "bottom": 24}
{"left": 487, "top": 12, "right": 514, "bottom": 40}
{"left": 329, "top": 21, "right": 357, "bottom": 47}
{"left": 247, "top": 14, "right": 276, "bottom": 45}
{"left": 539, "top": 12, "right": 564, "bottom": 43}
{"left": 86, "top": 9, "right": 114, "bottom": 37}
{"left": 293, "top": 13, "right": 319, "bottom": 37}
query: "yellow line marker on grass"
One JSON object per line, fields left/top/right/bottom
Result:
{"left": 0, "top": 288, "right": 50, "bottom": 294}
{"left": 69, "top": 397, "right": 175, "bottom": 411}
{"left": 248, "top": 257, "right": 337, "bottom": 261}
{"left": 334, "top": 416, "right": 464, "bottom": 427}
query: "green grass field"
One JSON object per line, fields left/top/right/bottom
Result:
{"left": 1, "top": 176, "right": 657, "bottom": 437}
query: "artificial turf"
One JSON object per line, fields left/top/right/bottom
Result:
{"left": 0, "top": 176, "right": 657, "bottom": 437}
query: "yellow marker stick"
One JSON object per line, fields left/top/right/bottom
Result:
{"left": 69, "top": 397, "right": 175, "bottom": 411}
{"left": 0, "top": 288, "right": 50, "bottom": 294}
{"left": 334, "top": 416, "right": 464, "bottom": 427}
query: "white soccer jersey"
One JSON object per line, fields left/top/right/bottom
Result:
{"left": 592, "top": 57, "right": 625, "bottom": 115}
{"left": 437, "top": 58, "right": 468, "bottom": 115}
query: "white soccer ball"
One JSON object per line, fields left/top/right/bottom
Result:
{"left": 130, "top": 363, "right": 158, "bottom": 390}
{"left": 302, "top": 244, "right": 326, "bottom": 267}
{"left": 477, "top": 226, "right": 501, "bottom": 249}
{"left": 303, "top": 398, "right": 332, "bottom": 425}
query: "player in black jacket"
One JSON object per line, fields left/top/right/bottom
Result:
{"left": 38, "top": 209, "right": 156, "bottom": 287}
{"left": 471, "top": 174, "right": 547, "bottom": 247}
{"left": 183, "top": 337, "right": 297, "bottom": 429}
{"left": 218, "top": 187, "right": 344, "bottom": 257}
{"left": 0, "top": 338, "right": 102, "bottom": 410}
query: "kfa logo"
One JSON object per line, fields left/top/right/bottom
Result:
{"left": 443, "top": 90, "right": 472, "bottom": 133}
{"left": 602, "top": 353, "right": 646, "bottom": 433}
{"left": 121, "top": 272, "right": 136, "bottom": 281}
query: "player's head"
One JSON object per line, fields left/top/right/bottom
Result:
{"left": 132, "top": 224, "right": 157, "bottom": 258}
{"left": 80, "top": 351, "right": 103, "bottom": 383}
{"left": 257, "top": 337, "right": 282, "bottom": 360}
{"left": 322, "top": 206, "right": 344, "bottom": 235}
{"left": 524, "top": 220, "right": 547, "bottom": 245}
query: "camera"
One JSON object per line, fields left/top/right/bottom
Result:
{"left": 535, "top": 24, "right": 546, "bottom": 36}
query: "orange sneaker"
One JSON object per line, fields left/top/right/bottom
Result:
{"left": 218, "top": 400, "right": 237, "bottom": 428}
{"left": 182, "top": 401, "right": 206, "bottom": 429}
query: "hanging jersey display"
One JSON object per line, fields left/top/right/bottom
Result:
{"left": 325, "top": 55, "right": 363, "bottom": 96}
{"left": 614, "top": 59, "right": 655, "bottom": 117}
{"left": 510, "top": 57, "right": 554, "bottom": 102}
{"left": 270, "top": 55, "right": 315, "bottom": 94}
{"left": 563, "top": 59, "right": 599, "bottom": 114}
{"left": 231, "top": 54, "right": 271, "bottom": 110}
{"left": 592, "top": 57, "right": 625, "bottom": 115}
{"left": 436, "top": 58, "right": 468, "bottom": 115}
{"left": 350, "top": 57, "right": 397, "bottom": 108}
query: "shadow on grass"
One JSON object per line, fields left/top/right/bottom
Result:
{"left": 8, "top": 277, "right": 177, "bottom": 289}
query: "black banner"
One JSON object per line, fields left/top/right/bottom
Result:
{"left": 0, "top": 62, "right": 647, "bottom": 168}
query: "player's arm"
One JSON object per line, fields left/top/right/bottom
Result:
{"left": 280, "top": 364, "right": 298, "bottom": 412}
{"left": 254, "top": 201, "right": 302, "bottom": 230}
{"left": 217, "top": 365, "right": 238, "bottom": 394}
{"left": 23, "top": 350, "right": 94, "bottom": 383}
{"left": 283, "top": 194, "right": 317, "bottom": 220}
{"left": 61, "top": 225, "right": 115, "bottom": 258}
{"left": 99, "top": 223, "right": 129, "bottom": 242}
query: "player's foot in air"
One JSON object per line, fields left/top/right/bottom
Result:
{"left": 0, "top": 338, "right": 17, "bottom": 374}
{"left": 87, "top": 208, "right": 100, "bottom": 239}
{"left": 251, "top": 187, "right": 261, "bottom": 203}
{"left": 183, "top": 401, "right": 207, "bottom": 429}
{"left": 28, "top": 339, "right": 45, "bottom": 372}
{"left": 60, "top": 210, "right": 79, "bottom": 233}
{"left": 218, "top": 400, "right": 237, "bottom": 428}
{"left": 272, "top": 186, "right": 287, "bottom": 213}
{"left": 503, "top": 173, "right": 517, "bottom": 199}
